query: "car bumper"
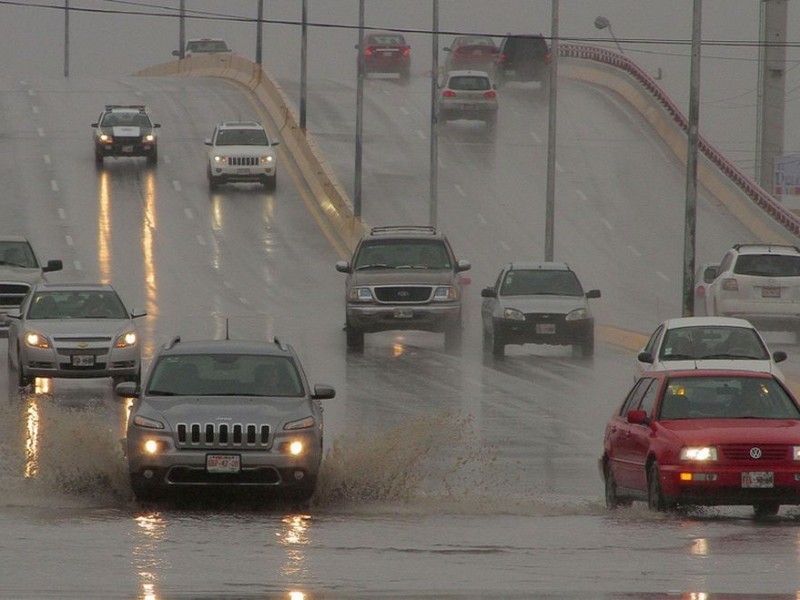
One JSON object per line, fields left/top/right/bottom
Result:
{"left": 20, "top": 344, "right": 140, "bottom": 379}
{"left": 347, "top": 303, "right": 461, "bottom": 333}
{"left": 714, "top": 298, "right": 800, "bottom": 327}
{"left": 127, "top": 430, "right": 321, "bottom": 488}
{"left": 494, "top": 318, "right": 593, "bottom": 346}
{"left": 658, "top": 464, "right": 800, "bottom": 506}
{"left": 210, "top": 165, "right": 276, "bottom": 182}
{"left": 96, "top": 142, "right": 156, "bottom": 157}
{"left": 364, "top": 58, "right": 410, "bottom": 73}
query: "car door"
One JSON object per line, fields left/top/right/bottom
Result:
{"left": 623, "top": 379, "right": 660, "bottom": 492}
{"left": 609, "top": 377, "right": 658, "bottom": 491}
{"left": 480, "top": 269, "right": 505, "bottom": 334}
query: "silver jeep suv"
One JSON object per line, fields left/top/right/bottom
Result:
{"left": 205, "top": 121, "right": 279, "bottom": 190}
{"left": 116, "top": 336, "right": 335, "bottom": 503}
{"left": 335, "top": 226, "right": 471, "bottom": 350}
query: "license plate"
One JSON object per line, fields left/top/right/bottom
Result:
{"left": 536, "top": 323, "right": 556, "bottom": 334}
{"left": 741, "top": 471, "right": 773, "bottom": 488}
{"left": 71, "top": 355, "right": 95, "bottom": 367}
{"left": 236, "top": 168, "right": 251, "bottom": 174}
{"left": 207, "top": 454, "right": 241, "bottom": 474}
{"left": 394, "top": 308, "right": 413, "bottom": 319}
{"left": 122, "top": 145, "right": 134, "bottom": 152}
{"left": 762, "top": 287, "right": 781, "bottom": 298}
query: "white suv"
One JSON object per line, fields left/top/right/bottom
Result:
{"left": 205, "top": 121, "right": 279, "bottom": 191}
{"left": 438, "top": 70, "right": 498, "bottom": 129}
{"left": 706, "top": 244, "right": 800, "bottom": 332}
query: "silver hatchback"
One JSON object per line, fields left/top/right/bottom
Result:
{"left": 438, "top": 70, "right": 498, "bottom": 128}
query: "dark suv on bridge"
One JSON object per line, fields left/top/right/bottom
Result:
{"left": 494, "top": 34, "right": 551, "bottom": 91}
{"left": 335, "top": 226, "right": 471, "bottom": 351}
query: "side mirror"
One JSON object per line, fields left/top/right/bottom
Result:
{"left": 91, "top": 122, "right": 98, "bottom": 128}
{"left": 637, "top": 351, "right": 654, "bottom": 364}
{"left": 271, "top": 141, "right": 280, "bottom": 147}
{"left": 773, "top": 351, "right": 788, "bottom": 364}
{"left": 586, "top": 289, "right": 601, "bottom": 299}
{"left": 204, "top": 139, "right": 212, "bottom": 146}
{"left": 312, "top": 384, "right": 336, "bottom": 400}
{"left": 153, "top": 123, "right": 161, "bottom": 129}
{"left": 115, "top": 381, "right": 139, "bottom": 398}
{"left": 43, "top": 259, "right": 63, "bottom": 273}
{"left": 172, "top": 50, "right": 181, "bottom": 57}
{"left": 456, "top": 259, "right": 471, "bottom": 273}
{"left": 627, "top": 409, "right": 648, "bottom": 425}
{"left": 335, "top": 260, "right": 351, "bottom": 274}
{"left": 481, "top": 287, "right": 497, "bottom": 298}
{"left": 130, "top": 309, "right": 147, "bottom": 319}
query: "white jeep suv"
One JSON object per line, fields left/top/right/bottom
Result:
{"left": 706, "top": 243, "right": 800, "bottom": 332}
{"left": 205, "top": 121, "right": 279, "bottom": 191}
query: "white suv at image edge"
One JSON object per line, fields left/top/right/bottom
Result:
{"left": 205, "top": 121, "right": 279, "bottom": 191}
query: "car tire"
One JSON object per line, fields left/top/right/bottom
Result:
{"left": 604, "top": 463, "right": 632, "bottom": 509}
{"left": 492, "top": 331, "right": 505, "bottom": 357}
{"left": 647, "top": 461, "right": 672, "bottom": 512}
{"left": 130, "top": 474, "right": 162, "bottom": 502}
{"left": 208, "top": 171, "right": 221, "bottom": 191}
{"left": 94, "top": 150, "right": 104, "bottom": 166}
{"left": 15, "top": 346, "right": 31, "bottom": 388}
{"left": 444, "top": 323, "right": 463, "bottom": 352}
{"left": 146, "top": 149, "right": 157, "bottom": 166}
{"left": 580, "top": 330, "right": 595, "bottom": 357}
{"left": 753, "top": 502, "right": 780, "bottom": 518}
{"left": 346, "top": 324, "right": 365, "bottom": 349}
{"left": 263, "top": 174, "right": 277, "bottom": 191}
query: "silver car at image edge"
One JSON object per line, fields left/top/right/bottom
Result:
{"left": 115, "top": 336, "right": 335, "bottom": 503}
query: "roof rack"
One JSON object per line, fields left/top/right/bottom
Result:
{"left": 273, "top": 336, "right": 288, "bottom": 351}
{"left": 732, "top": 243, "right": 800, "bottom": 253}
{"left": 369, "top": 225, "right": 437, "bottom": 236}
{"left": 104, "top": 104, "right": 147, "bottom": 112}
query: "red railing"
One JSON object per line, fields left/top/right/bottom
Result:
{"left": 559, "top": 44, "right": 800, "bottom": 237}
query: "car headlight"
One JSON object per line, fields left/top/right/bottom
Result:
{"left": 133, "top": 414, "right": 165, "bottom": 430}
{"left": 213, "top": 155, "right": 229, "bottom": 164}
{"left": 98, "top": 133, "right": 113, "bottom": 143}
{"left": 144, "top": 134, "right": 156, "bottom": 143}
{"left": 25, "top": 331, "right": 51, "bottom": 349}
{"left": 793, "top": 446, "right": 800, "bottom": 461}
{"left": 502, "top": 308, "right": 525, "bottom": 321}
{"left": 260, "top": 155, "right": 274, "bottom": 164}
{"left": 348, "top": 286, "right": 374, "bottom": 302}
{"left": 114, "top": 330, "right": 137, "bottom": 348}
{"left": 565, "top": 308, "right": 589, "bottom": 321}
{"left": 680, "top": 446, "right": 717, "bottom": 461}
{"left": 433, "top": 286, "right": 457, "bottom": 301}
{"left": 285, "top": 416, "right": 314, "bottom": 431}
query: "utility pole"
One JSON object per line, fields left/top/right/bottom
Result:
{"left": 178, "top": 0, "right": 185, "bottom": 59}
{"left": 354, "top": 0, "right": 365, "bottom": 219}
{"left": 682, "top": 0, "right": 702, "bottom": 317}
{"left": 544, "top": 0, "right": 559, "bottom": 262}
{"left": 755, "top": 0, "right": 787, "bottom": 195}
{"left": 255, "top": 0, "right": 263, "bottom": 65}
{"left": 429, "top": 0, "right": 439, "bottom": 228}
{"left": 300, "top": 0, "right": 308, "bottom": 130}
{"left": 63, "top": 0, "right": 70, "bottom": 77}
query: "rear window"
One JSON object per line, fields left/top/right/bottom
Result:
{"left": 368, "top": 35, "right": 406, "bottom": 46}
{"left": 187, "top": 40, "right": 229, "bottom": 53}
{"left": 504, "top": 36, "right": 548, "bottom": 54}
{"left": 447, "top": 76, "right": 491, "bottom": 91}
{"left": 733, "top": 254, "right": 800, "bottom": 277}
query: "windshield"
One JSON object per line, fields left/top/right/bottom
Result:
{"left": 660, "top": 375, "right": 800, "bottom": 420}
{"left": 146, "top": 354, "right": 304, "bottom": 397}
{"left": 215, "top": 129, "right": 269, "bottom": 146}
{"left": 0, "top": 242, "right": 36, "bottom": 268}
{"left": 101, "top": 112, "right": 152, "bottom": 128}
{"left": 659, "top": 326, "right": 769, "bottom": 361}
{"left": 27, "top": 290, "right": 128, "bottom": 319}
{"left": 354, "top": 240, "right": 452, "bottom": 270}
{"left": 500, "top": 269, "right": 583, "bottom": 296}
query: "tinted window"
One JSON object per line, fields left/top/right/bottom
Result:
{"left": 733, "top": 254, "right": 800, "bottom": 277}
{"left": 216, "top": 129, "right": 269, "bottom": 146}
{"left": 0, "top": 242, "right": 36, "bottom": 268}
{"left": 355, "top": 240, "right": 452, "bottom": 270}
{"left": 659, "top": 326, "right": 769, "bottom": 361}
{"left": 448, "top": 76, "right": 491, "bottom": 91}
{"left": 368, "top": 35, "right": 406, "bottom": 46}
{"left": 28, "top": 290, "right": 127, "bottom": 319}
{"left": 500, "top": 269, "right": 583, "bottom": 296}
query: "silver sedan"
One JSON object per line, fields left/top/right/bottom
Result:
{"left": 7, "top": 282, "right": 145, "bottom": 387}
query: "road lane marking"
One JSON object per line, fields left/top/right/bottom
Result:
{"left": 576, "top": 189, "right": 587, "bottom": 201}
{"left": 196, "top": 235, "right": 206, "bottom": 246}
{"left": 65, "top": 235, "right": 73, "bottom": 246}
{"left": 657, "top": 271, "right": 670, "bottom": 281}
{"left": 43, "top": 155, "right": 51, "bottom": 165}
{"left": 454, "top": 184, "right": 466, "bottom": 197}
{"left": 172, "top": 180, "right": 182, "bottom": 192}
{"left": 477, "top": 213, "right": 487, "bottom": 225}
{"left": 600, "top": 218, "right": 613, "bottom": 231}
{"left": 628, "top": 245, "right": 641, "bottom": 256}
{"left": 184, "top": 208, "right": 194, "bottom": 220}
{"left": 57, "top": 208, "right": 65, "bottom": 219}
{"left": 50, "top": 180, "right": 58, "bottom": 192}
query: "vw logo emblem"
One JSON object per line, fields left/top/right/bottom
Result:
{"left": 750, "top": 447, "right": 762, "bottom": 459}
{"left": 397, "top": 291, "right": 410, "bottom": 297}
{"left": 78, "top": 342, "right": 89, "bottom": 348}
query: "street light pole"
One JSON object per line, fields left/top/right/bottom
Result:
{"left": 594, "top": 16, "right": 624, "bottom": 55}
{"left": 354, "top": 0, "right": 365, "bottom": 220}
{"left": 682, "top": 0, "right": 702, "bottom": 316}
{"left": 300, "top": 0, "right": 308, "bottom": 130}
{"left": 255, "top": 0, "right": 263, "bottom": 65}
{"left": 544, "top": 0, "right": 559, "bottom": 261}
{"left": 63, "top": 0, "right": 70, "bottom": 77}
{"left": 429, "top": 0, "right": 439, "bottom": 228}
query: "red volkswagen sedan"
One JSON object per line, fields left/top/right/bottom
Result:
{"left": 600, "top": 369, "right": 800, "bottom": 517}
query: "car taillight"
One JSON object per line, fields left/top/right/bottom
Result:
{"left": 721, "top": 278, "right": 739, "bottom": 291}
{"left": 498, "top": 52, "right": 507, "bottom": 65}
{"left": 442, "top": 90, "right": 457, "bottom": 97}
{"left": 483, "top": 90, "right": 497, "bottom": 99}
{"left": 544, "top": 51, "right": 552, "bottom": 63}
{"left": 401, "top": 47, "right": 410, "bottom": 57}
{"left": 365, "top": 47, "right": 375, "bottom": 57}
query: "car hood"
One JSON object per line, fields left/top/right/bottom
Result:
{"left": 0, "top": 267, "right": 43, "bottom": 284}
{"left": 350, "top": 269, "right": 457, "bottom": 286}
{"left": 660, "top": 419, "right": 800, "bottom": 445}
{"left": 498, "top": 294, "right": 588, "bottom": 314}
{"left": 210, "top": 144, "right": 274, "bottom": 156}
{"left": 141, "top": 396, "right": 310, "bottom": 429}
{"left": 27, "top": 318, "right": 133, "bottom": 335}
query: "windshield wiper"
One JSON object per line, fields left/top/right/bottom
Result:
{"left": 356, "top": 264, "right": 391, "bottom": 270}
{"left": 147, "top": 390, "right": 179, "bottom": 396}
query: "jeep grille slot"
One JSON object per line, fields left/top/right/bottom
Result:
{"left": 0, "top": 282, "right": 31, "bottom": 308}
{"left": 176, "top": 423, "right": 271, "bottom": 448}
{"left": 228, "top": 156, "right": 259, "bottom": 167}
{"left": 374, "top": 286, "right": 432, "bottom": 303}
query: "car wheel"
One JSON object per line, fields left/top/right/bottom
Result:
{"left": 286, "top": 481, "right": 316, "bottom": 506}
{"left": 94, "top": 150, "right": 104, "bottom": 166}
{"left": 146, "top": 149, "right": 157, "bottom": 166}
{"left": 345, "top": 324, "right": 365, "bottom": 349}
{"left": 604, "top": 463, "right": 632, "bottom": 509}
{"left": 492, "top": 331, "right": 505, "bottom": 357}
{"left": 647, "top": 461, "right": 671, "bottom": 512}
{"left": 263, "top": 174, "right": 277, "bottom": 191}
{"left": 580, "top": 330, "right": 595, "bottom": 357}
{"left": 753, "top": 502, "right": 780, "bottom": 518}
{"left": 130, "top": 474, "right": 162, "bottom": 502}
{"left": 208, "top": 171, "right": 220, "bottom": 191}
{"left": 15, "top": 346, "right": 31, "bottom": 388}
{"left": 444, "top": 324, "right": 463, "bottom": 352}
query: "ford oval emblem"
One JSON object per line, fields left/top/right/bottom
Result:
{"left": 398, "top": 291, "right": 410, "bottom": 297}
{"left": 750, "top": 447, "right": 762, "bottom": 459}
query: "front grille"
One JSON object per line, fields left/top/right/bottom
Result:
{"left": 176, "top": 423, "right": 271, "bottom": 448}
{"left": 166, "top": 465, "right": 281, "bottom": 485}
{"left": 374, "top": 286, "right": 432, "bottom": 303}
{"left": 721, "top": 444, "right": 788, "bottom": 461}
{"left": 53, "top": 336, "right": 113, "bottom": 343}
{"left": 228, "top": 156, "right": 259, "bottom": 167}
{"left": 523, "top": 313, "right": 567, "bottom": 325}
{"left": 0, "top": 282, "right": 30, "bottom": 308}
